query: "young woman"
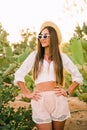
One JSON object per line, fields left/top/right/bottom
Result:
{"left": 14, "top": 21, "right": 83, "bottom": 130}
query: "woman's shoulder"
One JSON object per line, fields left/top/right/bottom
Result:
{"left": 28, "top": 50, "right": 37, "bottom": 57}
{"left": 61, "top": 52, "right": 68, "bottom": 59}
{"left": 23, "top": 50, "right": 37, "bottom": 62}
{"left": 61, "top": 52, "right": 71, "bottom": 65}
{"left": 30, "top": 50, "right": 37, "bottom": 55}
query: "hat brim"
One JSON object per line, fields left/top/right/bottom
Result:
{"left": 40, "top": 21, "right": 62, "bottom": 44}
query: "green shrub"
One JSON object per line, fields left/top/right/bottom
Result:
{"left": 78, "top": 93, "right": 87, "bottom": 102}
{"left": 0, "top": 105, "right": 36, "bottom": 130}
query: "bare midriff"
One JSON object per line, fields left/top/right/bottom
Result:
{"left": 35, "top": 81, "right": 58, "bottom": 92}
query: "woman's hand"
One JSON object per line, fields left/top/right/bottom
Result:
{"left": 54, "top": 86, "right": 67, "bottom": 97}
{"left": 24, "top": 90, "right": 41, "bottom": 101}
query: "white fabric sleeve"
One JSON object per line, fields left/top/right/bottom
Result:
{"left": 14, "top": 51, "right": 36, "bottom": 85}
{"left": 61, "top": 53, "right": 83, "bottom": 85}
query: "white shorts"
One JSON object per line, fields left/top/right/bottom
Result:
{"left": 31, "top": 91, "right": 70, "bottom": 124}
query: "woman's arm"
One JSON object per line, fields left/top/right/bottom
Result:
{"left": 61, "top": 53, "right": 83, "bottom": 85}
{"left": 54, "top": 81, "right": 79, "bottom": 97}
{"left": 17, "top": 81, "right": 31, "bottom": 98}
{"left": 14, "top": 51, "right": 36, "bottom": 86}
{"left": 14, "top": 51, "right": 41, "bottom": 100}
{"left": 55, "top": 53, "right": 83, "bottom": 97}
{"left": 66, "top": 81, "right": 79, "bottom": 96}
{"left": 17, "top": 81, "right": 41, "bottom": 100}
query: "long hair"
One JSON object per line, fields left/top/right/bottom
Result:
{"left": 33, "top": 26, "right": 64, "bottom": 85}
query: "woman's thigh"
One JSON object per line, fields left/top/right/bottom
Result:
{"left": 52, "top": 120, "right": 66, "bottom": 130}
{"left": 36, "top": 122, "right": 52, "bottom": 130}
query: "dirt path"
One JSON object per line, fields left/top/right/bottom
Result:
{"left": 65, "top": 97, "right": 87, "bottom": 130}
{"left": 8, "top": 95, "right": 87, "bottom": 130}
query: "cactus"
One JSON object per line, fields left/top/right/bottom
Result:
{"left": 70, "top": 38, "right": 84, "bottom": 65}
{"left": 17, "top": 47, "right": 30, "bottom": 63}
{"left": 3, "top": 64, "right": 17, "bottom": 76}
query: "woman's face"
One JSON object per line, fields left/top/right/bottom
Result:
{"left": 39, "top": 28, "right": 50, "bottom": 48}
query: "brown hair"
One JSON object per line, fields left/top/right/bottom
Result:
{"left": 33, "top": 26, "right": 64, "bottom": 85}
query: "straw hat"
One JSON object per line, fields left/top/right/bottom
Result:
{"left": 40, "top": 21, "right": 62, "bottom": 44}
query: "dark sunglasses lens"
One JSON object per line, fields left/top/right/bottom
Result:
{"left": 43, "top": 35, "right": 47, "bottom": 39}
{"left": 38, "top": 35, "right": 42, "bottom": 39}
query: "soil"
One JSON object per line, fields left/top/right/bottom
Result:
{"left": 65, "top": 97, "right": 87, "bottom": 130}
{"left": 8, "top": 94, "right": 87, "bottom": 130}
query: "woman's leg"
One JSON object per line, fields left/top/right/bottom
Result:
{"left": 36, "top": 122, "right": 52, "bottom": 130}
{"left": 52, "top": 120, "right": 66, "bottom": 130}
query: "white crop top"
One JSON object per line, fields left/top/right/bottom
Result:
{"left": 14, "top": 51, "right": 83, "bottom": 85}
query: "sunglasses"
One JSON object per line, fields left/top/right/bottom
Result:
{"left": 38, "top": 34, "right": 50, "bottom": 40}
